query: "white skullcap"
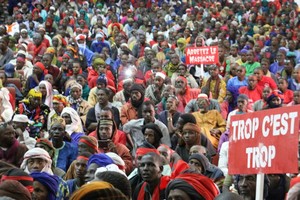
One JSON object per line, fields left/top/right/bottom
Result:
{"left": 95, "top": 164, "right": 127, "bottom": 177}
{"left": 106, "top": 152, "right": 126, "bottom": 171}
{"left": 13, "top": 114, "right": 29, "bottom": 123}
{"left": 155, "top": 72, "right": 166, "bottom": 80}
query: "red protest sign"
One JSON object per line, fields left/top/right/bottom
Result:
{"left": 228, "top": 105, "right": 300, "bottom": 175}
{"left": 185, "top": 46, "right": 219, "bottom": 65}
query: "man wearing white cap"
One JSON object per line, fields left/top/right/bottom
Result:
{"left": 12, "top": 114, "right": 36, "bottom": 149}
{"left": 145, "top": 72, "right": 167, "bottom": 104}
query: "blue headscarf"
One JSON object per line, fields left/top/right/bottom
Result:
{"left": 31, "top": 172, "right": 59, "bottom": 200}
{"left": 87, "top": 153, "right": 114, "bottom": 167}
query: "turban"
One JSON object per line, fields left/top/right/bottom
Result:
{"left": 136, "top": 147, "right": 159, "bottom": 158}
{"left": 142, "top": 123, "right": 163, "bottom": 142}
{"left": 53, "top": 94, "right": 70, "bottom": 107}
{"left": 35, "top": 62, "right": 48, "bottom": 74}
{"left": 93, "top": 58, "right": 105, "bottom": 66}
{"left": 96, "top": 164, "right": 126, "bottom": 177}
{"left": 266, "top": 91, "right": 284, "bottom": 107}
{"left": 197, "top": 93, "right": 208, "bottom": 100}
{"left": 70, "top": 181, "right": 127, "bottom": 200}
{"left": 0, "top": 180, "right": 31, "bottom": 200}
{"left": 46, "top": 47, "right": 56, "bottom": 54}
{"left": 87, "top": 153, "right": 114, "bottom": 167}
{"left": 165, "top": 173, "right": 219, "bottom": 200}
{"left": 21, "top": 147, "right": 53, "bottom": 175}
{"left": 31, "top": 172, "right": 59, "bottom": 200}
{"left": 79, "top": 136, "right": 99, "bottom": 153}
{"left": 1, "top": 168, "right": 33, "bottom": 193}
{"left": 61, "top": 107, "right": 84, "bottom": 134}
{"left": 183, "top": 123, "right": 201, "bottom": 134}
{"left": 189, "top": 153, "right": 210, "bottom": 172}
{"left": 130, "top": 84, "right": 145, "bottom": 96}
{"left": 27, "top": 88, "right": 42, "bottom": 99}
{"left": 67, "top": 45, "right": 77, "bottom": 53}
{"left": 106, "top": 152, "right": 126, "bottom": 171}
{"left": 70, "top": 82, "right": 82, "bottom": 91}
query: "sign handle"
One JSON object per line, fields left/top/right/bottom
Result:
{"left": 255, "top": 173, "right": 264, "bottom": 200}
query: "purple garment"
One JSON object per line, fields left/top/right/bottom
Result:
{"left": 218, "top": 130, "right": 229, "bottom": 153}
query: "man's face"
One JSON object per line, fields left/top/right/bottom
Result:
{"left": 42, "top": 55, "right": 52, "bottom": 67}
{"left": 99, "top": 124, "right": 113, "bottom": 140}
{"left": 189, "top": 146, "right": 207, "bottom": 156}
{"left": 33, "top": 34, "right": 42, "bottom": 46}
{"left": 246, "top": 52, "right": 254, "bottom": 63}
{"left": 139, "top": 155, "right": 162, "bottom": 182}
{"left": 294, "top": 91, "right": 300, "bottom": 105}
{"left": 237, "top": 98, "right": 248, "bottom": 111}
{"left": 253, "top": 69, "right": 263, "bottom": 81}
{"left": 248, "top": 77, "right": 258, "bottom": 89}
{"left": 97, "top": 90, "right": 108, "bottom": 104}
{"left": 188, "top": 158, "right": 203, "bottom": 173}
{"left": 50, "top": 123, "right": 65, "bottom": 141}
{"left": 154, "top": 76, "right": 164, "bottom": 89}
{"left": 230, "top": 47, "right": 238, "bottom": 56}
{"left": 183, "top": 130, "right": 197, "bottom": 146}
{"left": 131, "top": 90, "right": 142, "bottom": 101}
{"left": 209, "top": 66, "right": 219, "bottom": 77}
{"left": 175, "top": 79, "right": 185, "bottom": 89}
{"left": 142, "top": 104, "right": 155, "bottom": 123}
{"left": 85, "top": 163, "right": 98, "bottom": 183}
{"left": 27, "top": 158, "right": 47, "bottom": 173}
{"left": 146, "top": 51, "right": 155, "bottom": 60}
{"left": 139, "top": 35, "right": 146, "bottom": 44}
{"left": 236, "top": 67, "right": 246, "bottom": 78}
{"left": 73, "top": 63, "right": 81, "bottom": 74}
{"left": 61, "top": 113, "right": 72, "bottom": 125}
{"left": 261, "top": 61, "right": 269, "bottom": 73}
{"left": 53, "top": 102, "right": 64, "bottom": 115}
{"left": 99, "top": 110, "right": 112, "bottom": 120}
{"left": 78, "top": 142, "right": 91, "bottom": 155}
{"left": 238, "top": 175, "right": 256, "bottom": 199}
{"left": 197, "top": 98, "right": 209, "bottom": 112}
{"left": 71, "top": 88, "right": 82, "bottom": 100}
{"left": 75, "top": 158, "right": 88, "bottom": 179}
{"left": 157, "top": 146, "right": 171, "bottom": 163}
{"left": 0, "top": 125, "right": 15, "bottom": 148}
{"left": 123, "top": 82, "right": 133, "bottom": 93}
{"left": 143, "top": 128, "right": 155, "bottom": 145}
{"left": 33, "top": 181, "right": 48, "bottom": 200}
{"left": 170, "top": 55, "right": 179, "bottom": 65}
{"left": 166, "top": 97, "right": 177, "bottom": 111}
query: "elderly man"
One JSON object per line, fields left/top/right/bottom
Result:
{"left": 192, "top": 94, "right": 226, "bottom": 149}
{"left": 123, "top": 100, "right": 171, "bottom": 156}
{"left": 145, "top": 72, "right": 166, "bottom": 104}
{"left": 12, "top": 114, "right": 36, "bottom": 149}
{"left": 27, "top": 32, "right": 47, "bottom": 63}
{"left": 175, "top": 76, "right": 200, "bottom": 108}
{"left": 0, "top": 122, "right": 28, "bottom": 167}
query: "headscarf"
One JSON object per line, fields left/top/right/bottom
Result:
{"left": 52, "top": 35, "right": 62, "bottom": 49}
{"left": 0, "top": 88, "right": 13, "bottom": 122}
{"left": 79, "top": 136, "right": 99, "bottom": 153}
{"left": 31, "top": 172, "right": 59, "bottom": 200}
{"left": 21, "top": 147, "right": 53, "bottom": 175}
{"left": 95, "top": 164, "right": 126, "bottom": 177}
{"left": 53, "top": 94, "right": 70, "bottom": 107}
{"left": 130, "top": 84, "right": 145, "bottom": 118}
{"left": 70, "top": 181, "right": 127, "bottom": 200}
{"left": 1, "top": 168, "right": 34, "bottom": 193}
{"left": 39, "top": 80, "right": 53, "bottom": 108}
{"left": 93, "top": 58, "right": 105, "bottom": 70}
{"left": 189, "top": 154, "right": 210, "bottom": 172}
{"left": 0, "top": 180, "right": 31, "bottom": 200}
{"left": 60, "top": 107, "right": 84, "bottom": 135}
{"left": 45, "top": 47, "right": 56, "bottom": 54}
{"left": 136, "top": 147, "right": 160, "bottom": 158}
{"left": 177, "top": 38, "right": 187, "bottom": 51}
{"left": 266, "top": 90, "right": 284, "bottom": 108}
{"left": 106, "top": 152, "right": 126, "bottom": 172}
{"left": 165, "top": 173, "right": 219, "bottom": 200}
{"left": 35, "top": 62, "right": 48, "bottom": 75}
{"left": 87, "top": 153, "right": 114, "bottom": 167}
{"left": 21, "top": 88, "right": 42, "bottom": 104}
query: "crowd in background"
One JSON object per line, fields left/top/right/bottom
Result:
{"left": 0, "top": 0, "right": 300, "bottom": 199}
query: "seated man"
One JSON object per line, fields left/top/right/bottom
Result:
{"left": 0, "top": 122, "right": 28, "bottom": 167}
{"left": 133, "top": 152, "right": 170, "bottom": 200}
{"left": 123, "top": 100, "right": 171, "bottom": 156}
{"left": 192, "top": 94, "right": 226, "bottom": 148}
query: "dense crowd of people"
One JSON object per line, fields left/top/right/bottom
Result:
{"left": 0, "top": 0, "right": 300, "bottom": 199}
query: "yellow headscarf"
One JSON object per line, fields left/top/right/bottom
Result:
{"left": 21, "top": 89, "right": 42, "bottom": 104}
{"left": 177, "top": 38, "right": 187, "bottom": 51}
